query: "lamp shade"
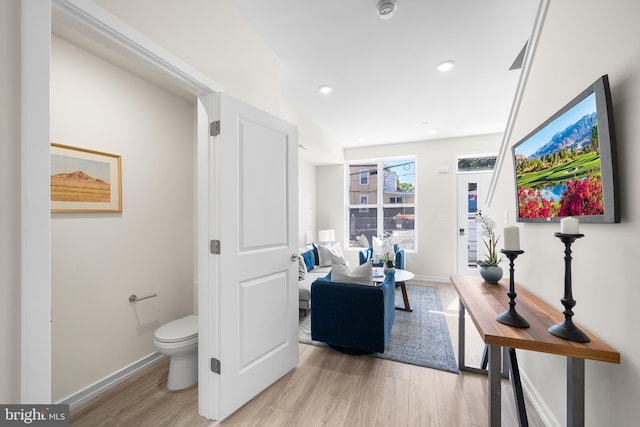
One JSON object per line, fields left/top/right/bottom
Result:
{"left": 318, "top": 229, "right": 335, "bottom": 243}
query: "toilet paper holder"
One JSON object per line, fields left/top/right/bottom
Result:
{"left": 128, "top": 293, "right": 157, "bottom": 303}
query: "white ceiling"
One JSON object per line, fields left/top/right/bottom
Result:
{"left": 230, "top": 0, "right": 540, "bottom": 148}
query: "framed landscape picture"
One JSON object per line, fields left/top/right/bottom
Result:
{"left": 51, "top": 143, "right": 122, "bottom": 212}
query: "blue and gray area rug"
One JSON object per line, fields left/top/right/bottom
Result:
{"left": 299, "top": 284, "right": 459, "bottom": 374}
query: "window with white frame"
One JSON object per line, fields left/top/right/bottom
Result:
{"left": 347, "top": 158, "right": 416, "bottom": 250}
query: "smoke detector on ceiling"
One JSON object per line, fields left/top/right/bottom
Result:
{"left": 377, "top": 0, "right": 397, "bottom": 20}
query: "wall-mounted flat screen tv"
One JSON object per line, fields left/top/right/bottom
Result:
{"left": 512, "top": 75, "right": 619, "bottom": 223}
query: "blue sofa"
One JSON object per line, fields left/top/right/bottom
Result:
{"left": 310, "top": 272, "right": 396, "bottom": 354}
{"left": 358, "top": 245, "right": 405, "bottom": 270}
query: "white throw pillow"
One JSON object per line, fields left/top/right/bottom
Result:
{"left": 372, "top": 236, "right": 384, "bottom": 260}
{"left": 298, "top": 255, "right": 307, "bottom": 280}
{"left": 318, "top": 242, "right": 345, "bottom": 267}
{"left": 355, "top": 234, "right": 369, "bottom": 248}
{"left": 331, "top": 260, "right": 374, "bottom": 286}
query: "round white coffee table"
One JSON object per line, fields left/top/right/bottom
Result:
{"left": 373, "top": 268, "right": 414, "bottom": 312}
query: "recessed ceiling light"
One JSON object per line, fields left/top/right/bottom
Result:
{"left": 436, "top": 60, "right": 455, "bottom": 72}
{"left": 429, "top": 129, "right": 438, "bottom": 134}
{"left": 318, "top": 85, "right": 333, "bottom": 94}
{"left": 356, "top": 137, "right": 366, "bottom": 142}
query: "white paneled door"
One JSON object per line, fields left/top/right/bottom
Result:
{"left": 456, "top": 172, "right": 492, "bottom": 275}
{"left": 213, "top": 94, "right": 298, "bottom": 420}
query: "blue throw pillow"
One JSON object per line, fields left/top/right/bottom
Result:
{"left": 301, "top": 250, "right": 315, "bottom": 271}
{"left": 311, "top": 243, "right": 320, "bottom": 265}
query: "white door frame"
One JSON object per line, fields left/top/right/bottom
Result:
{"left": 22, "top": 0, "right": 222, "bottom": 417}
{"left": 455, "top": 171, "right": 493, "bottom": 275}
{"left": 21, "top": 0, "right": 52, "bottom": 404}
{"left": 453, "top": 154, "right": 496, "bottom": 276}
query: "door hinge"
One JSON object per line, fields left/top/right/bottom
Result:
{"left": 211, "top": 357, "right": 221, "bottom": 374}
{"left": 210, "top": 239, "right": 221, "bottom": 255}
{"left": 210, "top": 120, "right": 220, "bottom": 136}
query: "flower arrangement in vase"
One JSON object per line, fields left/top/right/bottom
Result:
{"left": 476, "top": 212, "right": 504, "bottom": 283}
{"left": 380, "top": 235, "right": 396, "bottom": 274}
{"left": 381, "top": 252, "right": 395, "bottom": 273}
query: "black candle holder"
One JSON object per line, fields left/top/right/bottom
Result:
{"left": 496, "top": 249, "right": 530, "bottom": 328}
{"left": 548, "top": 233, "right": 591, "bottom": 343}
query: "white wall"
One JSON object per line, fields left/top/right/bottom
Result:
{"left": 316, "top": 164, "right": 345, "bottom": 248}
{"left": 490, "top": 1, "right": 640, "bottom": 425}
{"left": 297, "top": 157, "right": 317, "bottom": 246}
{"left": 0, "top": 0, "right": 22, "bottom": 404}
{"left": 280, "top": 95, "right": 344, "bottom": 167}
{"left": 279, "top": 95, "right": 343, "bottom": 246}
{"left": 320, "top": 134, "right": 502, "bottom": 278}
{"left": 50, "top": 35, "right": 196, "bottom": 401}
{"left": 94, "top": 0, "right": 281, "bottom": 117}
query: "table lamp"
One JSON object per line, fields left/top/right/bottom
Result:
{"left": 318, "top": 229, "right": 335, "bottom": 246}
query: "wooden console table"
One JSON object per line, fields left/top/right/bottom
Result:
{"left": 450, "top": 274, "right": 620, "bottom": 427}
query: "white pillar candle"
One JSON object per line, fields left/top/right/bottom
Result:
{"left": 560, "top": 217, "right": 580, "bottom": 234}
{"left": 503, "top": 225, "right": 520, "bottom": 251}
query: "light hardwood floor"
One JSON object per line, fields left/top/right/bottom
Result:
{"left": 69, "top": 357, "right": 207, "bottom": 427}
{"left": 71, "top": 281, "right": 546, "bottom": 426}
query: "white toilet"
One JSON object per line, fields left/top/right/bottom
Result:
{"left": 154, "top": 314, "right": 198, "bottom": 391}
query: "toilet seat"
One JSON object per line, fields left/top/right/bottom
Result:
{"left": 154, "top": 336, "right": 198, "bottom": 352}
{"left": 154, "top": 314, "right": 198, "bottom": 343}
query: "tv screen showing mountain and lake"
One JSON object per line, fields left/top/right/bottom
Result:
{"left": 512, "top": 75, "right": 619, "bottom": 223}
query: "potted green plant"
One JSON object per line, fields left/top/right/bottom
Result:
{"left": 476, "top": 212, "right": 503, "bottom": 283}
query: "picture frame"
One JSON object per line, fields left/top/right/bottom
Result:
{"left": 51, "top": 143, "right": 122, "bottom": 212}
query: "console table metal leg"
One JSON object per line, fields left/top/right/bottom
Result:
{"left": 567, "top": 357, "right": 585, "bottom": 427}
{"left": 482, "top": 346, "right": 508, "bottom": 380}
{"left": 488, "top": 344, "right": 502, "bottom": 427}
{"left": 502, "top": 347, "right": 510, "bottom": 379}
{"left": 509, "top": 348, "right": 529, "bottom": 427}
{"left": 481, "top": 345, "right": 488, "bottom": 369}
{"left": 458, "top": 300, "right": 466, "bottom": 370}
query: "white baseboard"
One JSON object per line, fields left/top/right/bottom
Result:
{"left": 58, "top": 352, "right": 166, "bottom": 409}
{"left": 520, "top": 368, "right": 560, "bottom": 427}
